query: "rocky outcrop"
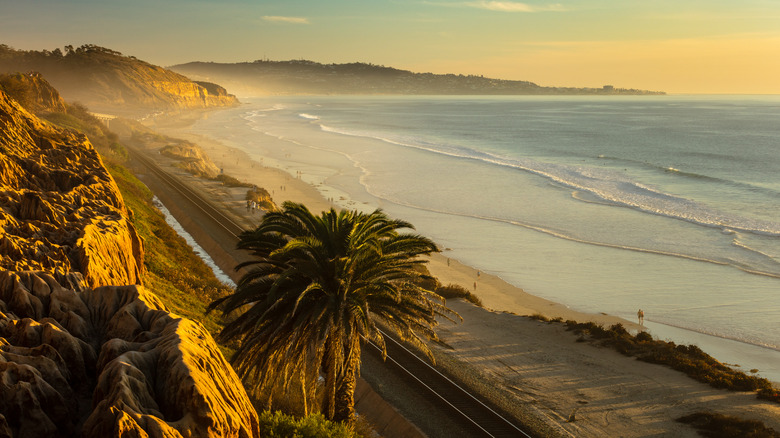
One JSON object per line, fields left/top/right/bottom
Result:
{"left": 0, "top": 89, "right": 141, "bottom": 288}
{"left": 0, "top": 272, "right": 259, "bottom": 438}
{"left": 160, "top": 142, "right": 221, "bottom": 179}
{"left": 0, "top": 89, "right": 259, "bottom": 437}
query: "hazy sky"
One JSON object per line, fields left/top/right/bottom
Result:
{"left": 3, "top": 0, "right": 780, "bottom": 94}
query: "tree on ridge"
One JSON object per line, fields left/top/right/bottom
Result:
{"left": 209, "top": 201, "right": 458, "bottom": 423}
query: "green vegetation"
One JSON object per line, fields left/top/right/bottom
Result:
{"left": 107, "top": 149, "right": 371, "bottom": 435}
{"left": 677, "top": 412, "right": 780, "bottom": 438}
{"left": 558, "top": 320, "right": 778, "bottom": 402}
{"left": 209, "top": 201, "right": 457, "bottom": 423}
{"left": 107, "top": 163, "right": 232, "bottom": 339}
{"left": 258, "top": 411, "right": 357, "bottom": 438}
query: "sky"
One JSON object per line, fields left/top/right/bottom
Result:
{"left": 2, "top": 0, "right": 780, "bottom": 94}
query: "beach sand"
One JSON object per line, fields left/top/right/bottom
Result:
{"left": 142, "top": 110, "right": 780, "bottom": 437}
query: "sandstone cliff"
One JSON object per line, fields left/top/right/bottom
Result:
{"left": 0, "top": 89, "right": 259, "bottom": 437}
{"left": 0, "top": 45, "right": 238, "bottom": 116}
{"left": 159, "top": 142, "right": 221, "bottom": 179}
{"left": 0, "top": 89, "right": 141, "bottom": 288}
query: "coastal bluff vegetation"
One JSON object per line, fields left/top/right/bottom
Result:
{"left": 170, "top": 59, "right": 666, "bottom": 96}
{"left": 0, "top": 44, "right": 238, "bottom": 116}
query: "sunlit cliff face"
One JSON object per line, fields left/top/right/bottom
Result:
{"left": 0, "top": 88, "right": 142, "bottom": 287}
{"left": 0, "top": 88, "right": 259, "bottom": 437}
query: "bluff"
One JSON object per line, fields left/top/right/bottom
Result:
{"left": 170, "top": 59, "right": 666, "bottom": 96}
{"left": 0, "top": 44, "right": 239, "bottom": 116}
{"left": 0, "top": 72, "right": 67, "bottom": 113}
{"left": 0, "top": 89, "right": 259, "bottom": 437}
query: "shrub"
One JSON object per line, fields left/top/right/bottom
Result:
{"left": 257, "top": 411, "right": 356, "bottom": 438}
{"left": 436, "top": 283, "right": 483, "bottom": 307}
{"left": 212, "top": 173, "right": 253, "bottom": 187}
{"left": 636, "top": 331, "right": 653, "bottom": 342}
{"left": 677, "top": 412, "right": 780, "bottom": 438}
{"left": 528, "top": 313, "right": 549, "bottom": 322}
{"left": 559, "top": 319, "right": 779, "bottom": 401}
{"left": 758, "top": 388, "right": 780, "bottom": 403}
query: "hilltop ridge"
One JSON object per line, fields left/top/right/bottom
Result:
{"left": 170, "top": 59, "right": 665, "bottom": 96}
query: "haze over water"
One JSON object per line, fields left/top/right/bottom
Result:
{"left": 191, "top": 95, "right": 780, "bottom": 380}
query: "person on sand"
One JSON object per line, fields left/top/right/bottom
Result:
{"left": 638, "top": 309, "right": 644, "bottom": 325}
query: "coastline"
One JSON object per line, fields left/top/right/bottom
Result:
{"left": 142, "top": 109, "right": 780, "bottom": 437}
{"left": 146, "top": 109, "right": 639, "bottom": 329}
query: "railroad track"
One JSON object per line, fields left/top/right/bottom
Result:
{"left": 129, "top": 146, "right": 534, "bottom": 438}
{"left": 129, "top": 146, "right": 246, "bottom": 239}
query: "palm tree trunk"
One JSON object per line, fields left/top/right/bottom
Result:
{"left": 299, "top": 370, "right": 309, "bottom": 416}
{"left": 333, "top": 358, "right": 358, "bottom": 424}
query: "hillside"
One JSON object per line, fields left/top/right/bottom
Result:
{"left": 0, "top": 85, "right": 259, "bottom": 437}
{"left": 0, "top": 44, "right": 238, "bottom": 115}
{"left": 170, "top": 59, "right": 665, "bottom": 96}
{"left": 0, "top": 71, "right": 67, "bottom": 113}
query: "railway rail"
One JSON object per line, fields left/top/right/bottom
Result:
{"left": 129, "top": 146, "right": 534, "bottom": 438}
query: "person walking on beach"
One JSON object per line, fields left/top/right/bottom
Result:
{"left": 637, "top": 309, "right": 644, "bottom": 325}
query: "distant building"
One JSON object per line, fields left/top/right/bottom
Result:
{"left": 602, "top": 85, "right": 615, "bottom": 92}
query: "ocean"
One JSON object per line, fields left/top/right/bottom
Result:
{"left": 188, "top": 95, "right": 780, "bottom": 381}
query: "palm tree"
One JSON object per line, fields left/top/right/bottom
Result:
{"left": 209, "top": 201, "right": 457, "bottom": 423}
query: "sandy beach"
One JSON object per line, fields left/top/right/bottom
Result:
{"left": 143, "top": 109, "right": 780, "bottom": 437}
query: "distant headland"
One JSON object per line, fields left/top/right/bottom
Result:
{"left": 169, "top": 59, "right": 665, "bottom": 97}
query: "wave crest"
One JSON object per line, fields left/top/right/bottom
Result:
{"left": 318, "top": 122, "right": 780, "bottom": 237}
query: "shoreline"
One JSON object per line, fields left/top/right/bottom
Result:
{"left": 146, "top": 109, "right": 641, "bottom": 330}
{"left": 149, "top": 109, "right": 780, "bottom": 366}
{"left": 141, "top": 108, "right": 780, "bottom": 436}
{"left": 147, "top": 108, "right": 780, "bottom": 378}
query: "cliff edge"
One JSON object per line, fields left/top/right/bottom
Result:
{"left": 0, "top": 89, "right": 259, "bottom": 437}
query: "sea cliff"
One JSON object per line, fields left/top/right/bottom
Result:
{"left": 0, "top": 45, "right": 239, "bottom": 116}
{"left": 0, "top": 88, "right": 259, "bottom": 437}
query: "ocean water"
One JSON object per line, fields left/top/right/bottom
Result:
{"left": 189, "top": 95, "right": 780, "bottom": 380}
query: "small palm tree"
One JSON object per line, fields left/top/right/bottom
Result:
{"left": 209, "top": 201, "right": 457, "bottom": 423}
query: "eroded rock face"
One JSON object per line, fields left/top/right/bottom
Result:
{"left": 160, "top": 143, "right": 221, "bottom": 179}
{"left": 0, "top": 89, "right": 259, "bottom": 437}
{"left": 0, "top": 89, "right": 142, "bottom": 287}
{"left": 0, "top": 273, "right": 259, "bottom": 438}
